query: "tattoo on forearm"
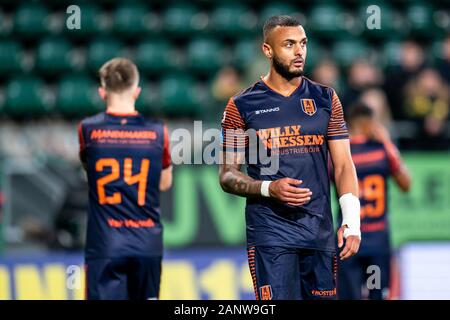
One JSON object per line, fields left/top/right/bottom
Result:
{"left": 220, "top": 164, "right": 262, "bottom": 197}
{"left": 219, "top": 151, "right": 262, "bottom": 197}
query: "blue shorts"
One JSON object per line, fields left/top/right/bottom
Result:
{"left": 85, "top": 256, "right": 162, "bottom": 300}
{"left": 337, "top": 253, "right": 391, "bottom": 300}
{"left": 247, "top": 246, "right": 337, "bottom": 300}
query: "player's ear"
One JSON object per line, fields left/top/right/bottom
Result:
{"left": 133, "top": 86, "right": 142, "bottom": 100}
{"left": 262, "top": 42, "right": 272, "bottom": 59}
{"left": 98, "top": 87, "right": 107, "bottom": 101}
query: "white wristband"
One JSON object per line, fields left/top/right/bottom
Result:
{"left": 261, "top": 181, "right": 272, "bottom": 197}
{"left": 339, "top": 193, "right": 361, "bottom": 239}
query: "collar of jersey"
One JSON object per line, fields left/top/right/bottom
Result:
{"left": 106, "top": 110, "right": 139, "bottom": 117}
{"left": 259, "top": 76, "right": 305, "bottom": 98}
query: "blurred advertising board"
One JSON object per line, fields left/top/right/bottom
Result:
{"left": 0, "top": 248, "right": 255, "bottom": 300}
{"left": 399, "top": 242, "right": 450, "bottom": 299}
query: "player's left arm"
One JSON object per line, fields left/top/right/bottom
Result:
{"left": 327, "top": 89, "right": 360, "bottom": 260}
{"left": 329, "top": 139, "right": 360, "bottom": 260}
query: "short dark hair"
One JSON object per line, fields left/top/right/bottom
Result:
{"left": 263, "top": 15, "right": 301, "bottom": 42}
{"left": 347, "top": 102, "right": 374, "bottom": 126}
{"left": 99, "top": 58, "right": 139, "bottom": 93}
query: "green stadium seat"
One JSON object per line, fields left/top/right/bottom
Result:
{"left": 332, "top": 40, "right": 370, "bottom": 68}
{"left": 162, "top": 4, "right": 199, "bottom": 37}
{"left": 36, "top": 38, "right": 75, "bottom": 76}
{"left": 186, "top": 38, "right": 225, "bottom": 74}
{"left": 309, "top": 4, "right": 352, "bottom": 39}
{"left": 56, "top": 74, "right": 102, "bottom": 117}
{"left": 135, "top": 39, "right": 179, "bottom": 74}
{"left": 0, "top": 41, "right": 23, "bottom": 75}
{"left": 303, "top": 40, "right": 326, "bottom": 72}
{"left": 65, "top": 4, "right": 107, "bottom": 39}
{"left": 45, "top": 0, "right": 90, "bottom": 4}
{"left": 383, "top": 41, "right": 403, "bottom": 68}
{"left": 0, "top": 10, "right": 13, "bottom": 38}
{"left": 113, "top": 3, "right": 150, "bottom": 38}
{"left": 210, "top": 3, "right": 258, "bottom": 37}
{"left": 14, "top": 3, "right": 50, "bottom": 39}
{"left": 406, "top": 4, "right": 436, "bottom": 35}
{"left": 259, "top": 3, "right": 298, "bottom": 25}
{"left": 86, "top": 38, "right": 123, "bottom": 71}
{"left": 4, "top": 76, "right": 49, "bottom": 117}
{"left": 159, "top": 74, "right": 202, "bottom": 116}
{"left": 135, "top": 78, "right": 161, "bottom": 115}
{"left": 431, "top": 40, "right": 443, "bottom": 61}
{"left": 233, "top": 39, "right": 261, "bottom": 70}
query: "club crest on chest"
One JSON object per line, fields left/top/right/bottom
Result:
{"left": 300, "top": 99, "right": 317, "bottom": 116}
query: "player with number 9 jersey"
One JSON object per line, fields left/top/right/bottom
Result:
{"left": 336, "top": 103, "right": 411, "bottom": 300}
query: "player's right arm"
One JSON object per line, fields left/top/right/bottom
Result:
{"left": 219, "top": 152, "right": 311, "bottom": 205}
{"left": 392, "top": 166, "right": 411, "bottom": 192}
{"left": 219, "top": 98, "right": 311, "bottom": 205}
{"left": 219, "top": 151, "right": 261, "bottom": 196}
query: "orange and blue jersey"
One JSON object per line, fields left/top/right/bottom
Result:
{"left": 78, "top": 111, "right": 171, "bottom": 259}
{"left": 221, "top": 76, "right": 349, "bottom": 252}
{"left": 341, "top": 135, "right": 402, "bottom": 255}
{"left": 336, "top": 136, "right": 402, "bottom": 300}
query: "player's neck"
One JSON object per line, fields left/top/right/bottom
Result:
{"left": 262, "top": 70, "right": 302, "bottom": 97}
{"left": 106, "top": 97, "right": 137, "bottom": 115}
{"left": 106, "top": 105, "right": 137, "bottom": 116}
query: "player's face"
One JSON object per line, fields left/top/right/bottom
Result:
{"left": 361, "top": 118, "right": 376, "bottom": 137}
{"left": 264, "top": 26, "right": 307, "bottom": 80}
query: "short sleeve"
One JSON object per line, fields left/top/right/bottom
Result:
{"left": 220, "top": 98, "right": 247, "bottom": 152}
{"left": 327, "top": 90, "right": 349, "bottom": 140}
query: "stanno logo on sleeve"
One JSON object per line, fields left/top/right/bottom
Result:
{"left": 300, "top": 99, "right": 317, "bottom": 116}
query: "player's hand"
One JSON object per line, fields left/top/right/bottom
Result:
{"left": 337, "top": 225, "right": 360, "bottom": 260}
{"left": 371, "top": 122, "right": 391, "bottom": 144}
{"left": 268, "top": 178, "right": 312, "bottom": 206}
